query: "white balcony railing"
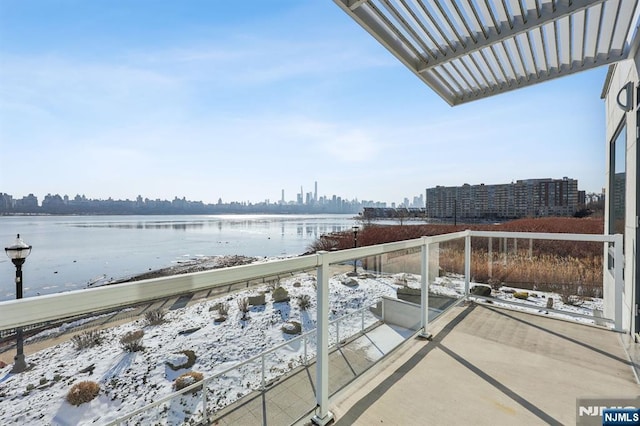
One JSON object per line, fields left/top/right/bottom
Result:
{"left": 0, "top": 230, "right": 624, "bottom": 425}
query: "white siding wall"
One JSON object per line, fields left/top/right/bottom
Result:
{"left": 604, "top": 57, "right": 639, "bottom": 335}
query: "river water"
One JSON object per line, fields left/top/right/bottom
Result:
{"left": 0, "top": 214, "right": 356, "bottom": 301}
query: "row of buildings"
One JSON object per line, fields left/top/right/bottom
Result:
{"left": 425, "top": 177, "right": 586, "bottom": 219}
{"left": 0, "top": 192, "right": 387, "bottom": 215}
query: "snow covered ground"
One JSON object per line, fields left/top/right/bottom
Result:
{"left": 0, "top": 270, "right": 606, "bottom": 425}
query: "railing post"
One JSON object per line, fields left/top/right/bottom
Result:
{"left": 303, "top": 335, "right": 308, "bottom": 366}
{"left": 361, "top": 308, "right": 365, "bottom": 333}
{"left": 529, "top": 238, "right": 533, "bottom": 260}
{"left": 420, "top": 237, "right": 432, "bottom": 338}
{"left": 488, "top": 237, "right": 492, "bottom": 278}
{"left": 503, "top": 237, "right": 507, "bottom": 266}
{"left": 613, "top": 234, "right": 624, "bottom": 332}
{"left": 202, "top": 379, "right": 208, "bottom": 424}
{"left": 465, "top": 233, "right": 471, "bottom": 297}
{"left": 261, "top": 353, "right": 266, "bottom": 390}
{"left": 336, "top": 320, "right": 340, "bottom": 347}
{"left": 312, "top": 251, "right": 333, "bottom": 426}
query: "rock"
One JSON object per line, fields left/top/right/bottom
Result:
{"left": 341, "top": 278, "right": 358, "bottom": 287}
{"left": 248, "top": 293, "right": 266, "bottom": 306}
{"left": 281, "top": 321, "right": 302, "bottom": 335}
{"left": 166, "top": 353, "right": 189, "bottom": 370}
{"left": 272, "top": 287, "right": 290, "bottom": 303}
{"left": 166, "top": 350, "right": 196, "bottom": 371}
{"left": 78, "top": 364, "right": 95, "bottom": 375}
{"left": 546, "top": 297, "right": 554, "bottom": 309}
{"left": 470, "top": 285, "right": 491, "bottom": 297}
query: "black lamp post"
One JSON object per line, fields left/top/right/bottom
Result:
{"left": 5, "top": 234, "right": 31, "bottom": 373}
{"left": 352, "top": 226, "right": 359, "bottom": 274}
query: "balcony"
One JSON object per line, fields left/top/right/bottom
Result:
{"left": 0, "top": 230, "right": 637, "bottom": 425}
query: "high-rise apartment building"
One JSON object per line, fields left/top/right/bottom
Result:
{"left": 426, "top": 177, "right": 579, "bottom": 219}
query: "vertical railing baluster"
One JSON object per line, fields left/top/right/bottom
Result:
{"left": 261, "top": 353, "right": 265, "bottom": 390}
{"left": 464, "top": 233, "right": 471, "bottom": 297}
{"left": 303, "top": 335, "right": 308, "bottom": 365}
{"left": 503, "top": 237, "right": 507, "bottom": 266}
{"left": 313, "top": 251, "right": 333, "bottom": 425}
{"left": 488, "top": 236, "right": 493, "bottom": 279}
{"left": 202, "top": 378, "right": 208, "bottom": 424}
{"left": 613, "top": 234, "right": 623, "bottom": 332}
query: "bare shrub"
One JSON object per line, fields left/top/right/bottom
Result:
{"left": 211, "top": 301, "right": 229, "bottom": 322}
{"left": 547, "top": 283, "right": 583, "bottom": 306}
{"left": 307, "top": 234, "right": 342, "bottom": 253}
{"left": 266, "top": 279, "right": 282, "bottom": 292}
{"left": 120, "top": 330, "right": 145, "bottom": 352}
{"left": 71, "top": 330, "right": 103, "bottom": 351}
{"left": 237, "top": 297, "right": 250, "bottom": 320}
{"left": 66, "top": 381, "right": 100, "bottom": 406}
{"left": 297, "top": 294, "right": 311, "bottom": 310}
{"left": 513, "top": 291, "right": 529, "bottom": 300}
{"left": 144, "top": 310, "right": 166, "bottom": 325}
{"left": 210, "top": 301, "right": 230, "bottom": 317}
{"left": 488, "top": 278, "right": 502, "bottom": 291}
{"left": 174, "top": 371, "right": 204, "bottom": 392}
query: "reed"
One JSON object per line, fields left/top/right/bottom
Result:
{"left": 438, "top": 247, "right": 603, "bottom": 298}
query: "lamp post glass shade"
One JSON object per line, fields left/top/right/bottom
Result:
{"left": 5, "top": 234, "right": 32, "bottom": 261}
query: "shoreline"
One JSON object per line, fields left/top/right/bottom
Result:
{"left": 91, "top": 254, "right": 261, "bottom": 287}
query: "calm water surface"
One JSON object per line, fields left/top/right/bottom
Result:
{"left": 0, "top": 214, "right": 356, "bottom": 301}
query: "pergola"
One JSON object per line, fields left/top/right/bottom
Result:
{"left": 334, "top": 0, "right": 640, "bottom": 105}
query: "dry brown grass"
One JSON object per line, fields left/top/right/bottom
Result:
{"left": 120, "top": 330, "right": 145, "bottom": 352}
{"left": 174, "top": 371, "right": 204, "bottom": 392}
{"left": 438, "top": 248, "right": 603, "bottom": 298}
{"left": 309, "top": 217, "right": 605, "bottom": 300}
{"left": 66, "top": 381, "right": 100, "bottom": 406}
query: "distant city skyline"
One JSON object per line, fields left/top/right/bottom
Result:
{"left": 1, "top": 173, "right": 603, "bottom": 213}
{"left": 1, "top": 2, "right": 609, "bottom": 205}
{"left": 0, "top": 189, "right": 388, "bottom": 216}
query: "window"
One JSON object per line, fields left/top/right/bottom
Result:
{"left": 609, "top": 121, "right": 626, "bottom": 237}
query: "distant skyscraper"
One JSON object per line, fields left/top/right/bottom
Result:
{"left": 314, "top": 181, "right": 318, "bottom": 202}
{"left": 281, "top": 189, "right": 285, "bottom": 204}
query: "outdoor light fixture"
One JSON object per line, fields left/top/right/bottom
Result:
{"left": 616, "top": 82, "right": 634, "bottom": 112}
{"left": 352, "top": 226, "right": 359, "bottom": 274}
{"left": 5, "top": 234, "right": 32, "bottom": 373}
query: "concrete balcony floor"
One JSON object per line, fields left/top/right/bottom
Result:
{"left": 313, "top": 303, "right": 640, "bottom": 426}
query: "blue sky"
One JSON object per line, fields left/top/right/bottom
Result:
{"left": 0, "top": 1, "right": 608, "bottom": 206}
